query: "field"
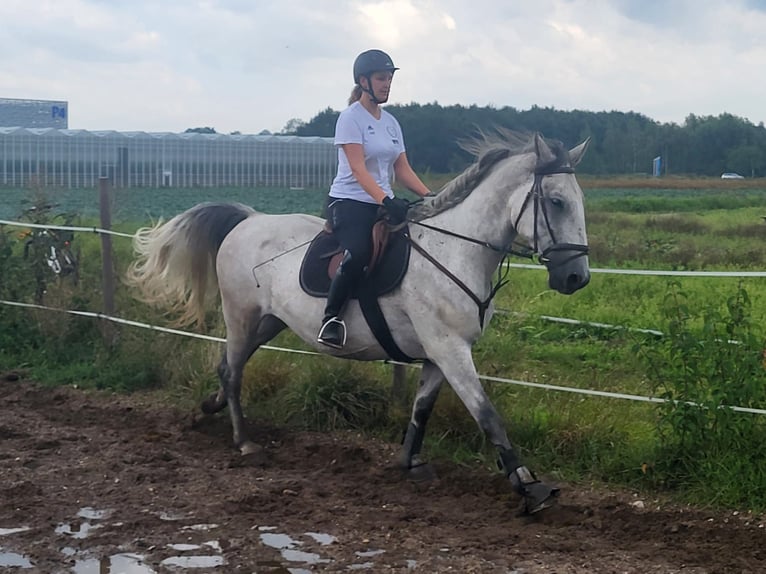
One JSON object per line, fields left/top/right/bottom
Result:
{"left": 3, "top": 177, "right": 766, "bottom": 570}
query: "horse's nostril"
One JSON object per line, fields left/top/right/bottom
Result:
{"left": 567, "top": 273, "right": 590, "bottom": 292}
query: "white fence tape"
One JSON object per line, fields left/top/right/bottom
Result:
{"left": 2, "top": 218, "right": 765, "bottom": 278}
{"left": 3, "top": 298, "right": 765, "bottom": 416}
{"left": 0, "top": 219, "right": 135, "bottom": 239}
{"left": 507, "top": 263, "right": 766, "bottom": 277}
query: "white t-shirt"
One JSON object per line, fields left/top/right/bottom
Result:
{"left": 329, "top": 101, "right": 406, "bottom": 204}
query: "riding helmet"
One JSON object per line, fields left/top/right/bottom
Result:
{"left": 353, "top": 49, "right": 399, "bottom": 84}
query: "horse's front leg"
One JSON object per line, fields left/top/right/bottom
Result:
{"left": 399, "top": 361, "right": 444, "bottom": 477}
{"left": 431, "top": 346, "right": 559, "bottom": 514}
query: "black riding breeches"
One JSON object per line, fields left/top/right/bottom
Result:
{"left": 326, "top": 198, "right": 380, "bottom": 279}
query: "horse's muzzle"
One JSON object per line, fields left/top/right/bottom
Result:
{"left": 543, "top": 244, "right": 590, "bottom": 295}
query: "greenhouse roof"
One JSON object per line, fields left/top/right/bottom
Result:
{"left": 0, "top": 126, "right": 332, "bottom": 143}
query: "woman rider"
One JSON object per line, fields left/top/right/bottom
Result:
{"left": 317, "top": 49, "right": 431, "bottom": 349}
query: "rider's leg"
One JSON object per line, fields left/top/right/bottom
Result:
{"left": 317, "top": 199, "right": 377, "bottom": 349}
{"left": 317, "top": 251, "right": 358, "bottom": 348}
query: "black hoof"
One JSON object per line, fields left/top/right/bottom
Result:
{"left": 405, "top": 460, "right": 438, "bottom": 483}
{"left": 509, "top": 466, "right": 560, "bottom": 515}
{"left": 200, "top": 393, "right": 226, "bottom": 415}
{"left": 521, "top": 482, "right": 560, "bottom": 514}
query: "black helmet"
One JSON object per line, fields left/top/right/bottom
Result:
{"left": 353, "top": 49, "right": 398, "bottom": 84}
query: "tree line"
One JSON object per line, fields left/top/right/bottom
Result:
{"left": 286, "top": 104, "right": 766, "bottom": 177}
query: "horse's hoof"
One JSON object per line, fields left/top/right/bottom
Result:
{"left": 509, "top": 466, "right": 560, "bottom": 515}
{"left": 522, "top": 483, "right": 560, "bottom": 514}
{"left": 239, "top": 441, "right": 263, "bottom": 456}
{"left": 234, "top": 441, "right": 266, "bottom": 467}
{"left": 200, "top": 394, "right": 225, "bottom": 415}
{"left": 402, "top": 457, "right": 438, "bottom": 483}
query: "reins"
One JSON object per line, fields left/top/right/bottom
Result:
{"left": 404, "top": 165, "right": 588, "bottom": 328}
{"left": 407, "top": 235, "right": 511, "bottom": 329}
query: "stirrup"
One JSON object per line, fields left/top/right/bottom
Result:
{"left": 317, "top": 317, "right": 347, "bottom": 349}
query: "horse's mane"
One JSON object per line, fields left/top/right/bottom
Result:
{"left": 410, "top": 129, "right": 570, "bottom": 221}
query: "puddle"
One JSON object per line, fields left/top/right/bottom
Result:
{"left": 0, "top": 548, "right": 33, "bottom": 569}
{"left": 356, "top": 549, "right": 385, "bottom": 558}
{"left": 260, "top": 532, "right": 299, "bottom": 550}
{"left": 182, "top": 523, "right": 219, "bottom": 532}
{"left": 0, "top": 527, "right": 31, "bottom": 536}
{"left": 158, "top": 511, "right": 189, "bottom": 521}
{"left": 55, "top": 522, "right": 102, "bottom": 539}
{"left": 72, "top": 553, "right": 155, "bottom": 574}
{"left": 77, "top": 507, "right": 111, "bottom": 520}
{"left": 305, "top": 532, "right": 336, "bottom": 545}
{"left": 348, "top": 562, "right": 374, "bottom": 570}
{"left": 281, "top": 549, "right": 329, "bottom": 564}
{"left": 259, "top": 531, "right": 331, "bottom": 567}
{"left": 160, "top": 555, "right": 225, "bottom": 568}
{"left": 167, "top": 543, "right": 202, "bottom": 551}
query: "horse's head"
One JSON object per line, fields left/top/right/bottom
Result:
{"left": 511, "top": 133, "right": 590, "bottom": 295}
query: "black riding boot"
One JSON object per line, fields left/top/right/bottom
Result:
{"left": 317, "top": 253, "right": 356, "bottom": 349}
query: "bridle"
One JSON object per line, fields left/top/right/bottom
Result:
{"left": 406, "top": 165, "right": 589, "bottom": 328}
{"left": 512, "top": 165, "right": 589, "bottom": 269}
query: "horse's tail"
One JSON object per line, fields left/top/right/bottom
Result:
{"left": 125, "top": 202, "right": 257, "bottom": 327}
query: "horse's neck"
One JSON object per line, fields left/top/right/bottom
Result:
{"left": 431, "top": 172, "right": 526, "bottom": 252}
{"left": 418, "top": 181, "right": 520, "bottom": 293}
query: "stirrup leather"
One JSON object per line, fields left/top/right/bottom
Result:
{"left": 317, "top": 317, "right": 347, "bottom": 349}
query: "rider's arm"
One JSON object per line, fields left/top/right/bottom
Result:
{"left": 340, "top": 143, "right": 388, "bottom": 204}
{"left": 394, "top": 152, "right": 431, "bottom": 197}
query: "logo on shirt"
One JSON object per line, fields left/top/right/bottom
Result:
{"left": 367, "top": 125, "right": 375, "bottom": 135}
{"left": 386, "top": 126, "right": 399, "bottom": 145}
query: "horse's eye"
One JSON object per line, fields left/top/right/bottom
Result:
{"left": 550, "top": 197, "right": 564, "bottom": 208}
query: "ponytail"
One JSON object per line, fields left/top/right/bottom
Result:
{"left": 348, "top": 85, "right": 363, "bottom": 105}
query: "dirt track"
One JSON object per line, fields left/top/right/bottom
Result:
{"left": 1, "top": 372, "right": 765, "bottom": 573}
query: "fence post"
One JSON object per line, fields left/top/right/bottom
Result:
{"left": 99, "top": 177, "right": 117, "bottom": 346}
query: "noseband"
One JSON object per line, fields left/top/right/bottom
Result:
{"left": 512, "top": 166, "right": 589, "bottom": 270}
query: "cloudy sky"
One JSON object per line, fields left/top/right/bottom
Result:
{"left": 2, "top": 0, "right": 765, "bottom": 135}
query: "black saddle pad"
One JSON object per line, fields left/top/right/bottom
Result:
{"left": 299, "top": 227, "right": 411, "bottom": 298}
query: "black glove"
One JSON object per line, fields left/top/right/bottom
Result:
{"left": 382, "top": 196, "right": 410, "bottom": 225}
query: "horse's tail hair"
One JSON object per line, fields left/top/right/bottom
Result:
{"left": 125, "top": 202, "right": 257, "bottom": 327}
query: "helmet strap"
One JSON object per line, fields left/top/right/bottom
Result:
{"left": 361, "top": 74, "right": 383, "bottom": 105}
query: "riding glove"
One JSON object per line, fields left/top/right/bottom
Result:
{"left": 382, "top": 196, "right": 410, "bottom": 225}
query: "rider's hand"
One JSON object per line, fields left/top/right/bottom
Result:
{"left": 382, "top": 196, "right": 410, "bottom": 225}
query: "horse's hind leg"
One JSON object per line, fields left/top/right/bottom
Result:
{"left": 399, "top": 361, "right": 444, "bottom": 475}
{"left": 200, "top": 354, "right": 230, "bottom": 415}
{"left": 215, "top": 313, "right": 286, "bottom": 454}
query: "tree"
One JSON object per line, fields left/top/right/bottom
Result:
{"left": 184, "top": 127, "right": 217, "bottom": 134}
{"left": 281, "top": 118, "right": 306, "bottom": 135}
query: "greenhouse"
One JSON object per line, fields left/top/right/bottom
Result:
{"left": 0, "top": 127, "right": 337, "bottom": 189}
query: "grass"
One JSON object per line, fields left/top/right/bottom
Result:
{"left": 3, "top": 181, "right": 766, "bottom": 510}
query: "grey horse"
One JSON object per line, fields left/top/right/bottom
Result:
{"left": 126, "top": 131, "right": 591, "bottom": 514}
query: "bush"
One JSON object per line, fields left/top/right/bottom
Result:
{"left": 638, "top": 282, "right": 766, "bottom": 506}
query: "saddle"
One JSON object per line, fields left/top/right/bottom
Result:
{"left": 299, "top": 220, "right": 414, "bottom": 362}
{"left": 299, "top": 220, "right": 410, "bottom": 298}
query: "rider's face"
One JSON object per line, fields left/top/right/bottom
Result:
{"left": 364, "top": 71, "right": 394, "bottom": 102}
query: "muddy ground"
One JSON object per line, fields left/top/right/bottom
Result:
{"left": 1, "top": 372, "right": 765, "bottom": 574}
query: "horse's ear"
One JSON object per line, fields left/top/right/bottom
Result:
{"left": 534, "top": 133, "right": 556, "bottom": 167}
{"left": 568, "top": 137, "right": 590, "bottom": 167}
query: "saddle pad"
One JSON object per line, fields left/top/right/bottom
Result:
{"left": 299, "top": 228, "right": 411, "bottom": 298}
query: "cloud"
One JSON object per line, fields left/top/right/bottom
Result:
{"left": 0, "top": 0, "right": 764, "bottom": 133}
